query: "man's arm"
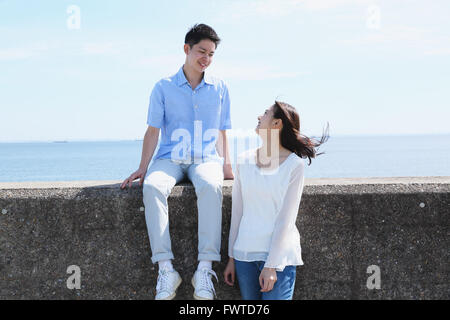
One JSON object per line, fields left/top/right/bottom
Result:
{"left": 120, "top": 126, "right": 160, "bottom": 189}
{"left": 138, "top": 126, "right": 160, "bottom": 171}
{"left": 216, "top": 129, "right": 234, "bottom": 180}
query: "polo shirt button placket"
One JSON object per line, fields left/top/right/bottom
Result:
{"left": 193, "top": 104, "right": 199, "bottom": 129}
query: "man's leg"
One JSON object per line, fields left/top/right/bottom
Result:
{"left": 143, "top": 159, "right": 185, "bottom": 264}
{"left": 187, "top": 160, "right": 224, "bottom": 263}
{"left": 187, "top": 160, "right": 223, "bottom": 300}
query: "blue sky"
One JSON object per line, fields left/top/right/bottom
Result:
{"left": 1, "top": 0, "right": 449, "bottom": 142}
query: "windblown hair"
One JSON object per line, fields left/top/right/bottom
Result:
{"left": 185, "top": 23, "right": 221, "bottom": 48}
{"left": 272, "top": 101, "right": 329, "bottom": 165}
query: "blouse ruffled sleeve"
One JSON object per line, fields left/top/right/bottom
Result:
{"left": 263, "top": 160, "right": 305, "bottom": 271}
{"left": 228, "top": 164, "right": 244, "bottom": 258}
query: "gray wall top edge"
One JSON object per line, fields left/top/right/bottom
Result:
{"left": 1, "top": 176, "right": 450, "bottom": 190}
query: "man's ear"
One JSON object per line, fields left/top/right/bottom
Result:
{"left": 183, "top": 44, "right": 190, "bottom": 55}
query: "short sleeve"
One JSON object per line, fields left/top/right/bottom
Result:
{"left": 219, "top": 83, "right": 231, "bottom": 130}
{"left": 146, "top": 81, "right": 165, "bottom": 128}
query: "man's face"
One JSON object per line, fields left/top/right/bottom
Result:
{"left": 184, "top": 39, "right": 216, "bottom": 73}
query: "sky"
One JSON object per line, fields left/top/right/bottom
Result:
{"left": 1, "top": 0, "right": 449, "bottom": 142}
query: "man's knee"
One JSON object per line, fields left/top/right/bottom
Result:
{"left": 143, "top": 175, "right": 172, "bottom": 199}
{"left": 194, "top": 178, "right": 223, "bottom": 195}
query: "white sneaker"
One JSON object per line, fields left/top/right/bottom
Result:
{"left": 155, "top": 268, "right": 182, "bottom": 300}
{"left": 191, "top": 268, "right": 218, "bottom": 300}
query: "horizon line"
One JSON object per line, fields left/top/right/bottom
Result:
{"left": 1, "top": 132, "right": 450, "bottom": 143}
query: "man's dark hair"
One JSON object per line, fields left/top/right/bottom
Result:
{"left": 185, "top": 24, "right": 221, "bottom": 48}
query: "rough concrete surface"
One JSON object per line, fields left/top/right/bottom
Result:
{"left": 0, "top": 177, "right": 449, "bottom": 300}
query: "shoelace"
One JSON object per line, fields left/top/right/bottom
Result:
{"left": 156, "top": 269, "right": 171, "bottom": 294}
{"left": 197, "top": 269, "right": 218, "bottom": 298}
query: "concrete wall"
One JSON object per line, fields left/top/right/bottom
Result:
{"left": 0, "top": 177, "right": 449, "bottom": 300}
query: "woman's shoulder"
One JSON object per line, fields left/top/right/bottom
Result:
{"left": 288, "top": 153, "right": 305, "bottom": 173}
{"left": 291, "top": 152, "right": 304, "bottom": 164}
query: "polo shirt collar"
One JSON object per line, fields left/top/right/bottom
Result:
{"left": 176, "top": 65, "right": 213, "bottom": 87}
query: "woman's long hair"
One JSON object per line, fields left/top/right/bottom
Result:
{"left": 272, "top": 101, "right": 329, "bottom": 165}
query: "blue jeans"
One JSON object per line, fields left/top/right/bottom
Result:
{"left": 234, "top": 260, "right": 296, "bottom": 300}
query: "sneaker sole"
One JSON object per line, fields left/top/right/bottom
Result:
{"left": 156, "top": 277, "right": 182, "bottom": 300}
{"left": 191, "top": 277, "right": 213, "bottom": 300}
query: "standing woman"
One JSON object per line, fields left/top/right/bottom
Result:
{"left": 224, "top": 101, "right": 328, "bottom": 300}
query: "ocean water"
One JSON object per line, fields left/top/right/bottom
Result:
{"left": 0, "top": 134, "right": 449, "bottom": 182}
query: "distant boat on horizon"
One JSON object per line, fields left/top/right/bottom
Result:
{"left": 53, "top": 141, "right": 68, "bottom": 143}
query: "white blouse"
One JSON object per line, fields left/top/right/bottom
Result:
{"left": 228, "top": 148, "right": 305, "bottom": 272}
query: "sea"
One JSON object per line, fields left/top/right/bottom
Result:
{"left": 0, "top": 134, "right": 449, "bottom": 182}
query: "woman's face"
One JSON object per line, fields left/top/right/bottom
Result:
{"left": 256, "top": 105, "right": 277, "bottom": 134}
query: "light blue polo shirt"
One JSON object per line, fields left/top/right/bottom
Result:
{"left": 147, "top": 65, "right": 231, "bottom": 163}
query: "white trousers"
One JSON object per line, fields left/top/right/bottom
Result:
{"left": 142, "top": 158, "right": 224, "bottom": 264}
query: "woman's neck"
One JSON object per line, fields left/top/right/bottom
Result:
{"left": 258, "top": 131, "right": 288, "bottom": 157}
{"left": 257, "top": 132, "right": 290, "bottom": 165}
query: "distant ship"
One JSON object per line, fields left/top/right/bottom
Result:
{"left": 53, "top": 141, "right": 68, "bottom": 143}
